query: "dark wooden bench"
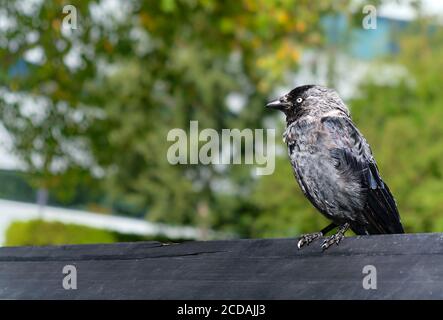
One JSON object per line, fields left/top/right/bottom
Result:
{"left": 0, "top": 233, "right": 441, "bottom": 299}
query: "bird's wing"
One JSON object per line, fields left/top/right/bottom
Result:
{"left": 321, "top": 116, "right": 404, "bottom": 234}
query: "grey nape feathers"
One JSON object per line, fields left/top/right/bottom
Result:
{"left": 266, "top": 85, "right": 404, "bottom": 251}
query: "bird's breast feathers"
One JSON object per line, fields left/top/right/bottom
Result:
{"left": 283, "top": 116, "right": 369, "bottom": 221}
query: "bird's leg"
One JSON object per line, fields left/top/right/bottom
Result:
{"left": 297, "top": 223, "right": 337, "bottom": 249}
{"left": 321, "top": 223, "right": 350, "bottom": 251}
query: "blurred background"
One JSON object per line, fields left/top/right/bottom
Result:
{"left": 0, "top": 0, "right": 442, "bottom": 246}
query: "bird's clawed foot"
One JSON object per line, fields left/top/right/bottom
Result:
{"left": 321, "top": 223, "right": 350, "bottom": 251}
{"left": 297, "top": 232, "right": 323, "bottom": 249}
{"left": 297, "top": 223, "right": 338, "bottom": 250}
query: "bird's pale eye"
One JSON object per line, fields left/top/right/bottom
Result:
{"left": 296, "top": 97, "right": 303, "bottom": 103}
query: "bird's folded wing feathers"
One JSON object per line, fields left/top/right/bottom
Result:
{"left": 322, "top": 116, "right": 404, "bottom": 234}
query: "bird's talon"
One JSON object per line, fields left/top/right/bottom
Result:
{"left": 321, "top": 230, "right": 346, "bottom": 251}
{"left": 297, "top": 231, "right": 323, "bottom": 249}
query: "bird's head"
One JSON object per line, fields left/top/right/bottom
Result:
{"left": 266, "top": 85, "right": 350, "bottom": 123}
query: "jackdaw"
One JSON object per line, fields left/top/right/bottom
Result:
{"left": 266, "top": 85, "right": 404, "bottom": 250}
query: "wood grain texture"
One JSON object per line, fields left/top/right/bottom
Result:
{"left": 0, "top": 233, "right": 442, "bottom": 299}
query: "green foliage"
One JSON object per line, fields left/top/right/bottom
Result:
{"left": 0, "top": 0, "right": 348, "bottom": 236}
{"left": 5, "top": 220, "right": 116, "bottom": 246}
{"left": 0, "top": 170, "right": 34, "bottom": 202}
{"left": 5, "top": 219, "right": 187, "bottom": 246}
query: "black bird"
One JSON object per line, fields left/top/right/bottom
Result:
{"left": 266, "top": 85, "right": 404, "bottom": 250}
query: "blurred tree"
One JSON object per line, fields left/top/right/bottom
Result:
{"left": 0, "top": 0, "right": 350, "bottom": 237}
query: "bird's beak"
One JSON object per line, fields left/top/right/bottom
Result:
{"left": 266, "top": 99, "right": 289, "bottom": 111}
